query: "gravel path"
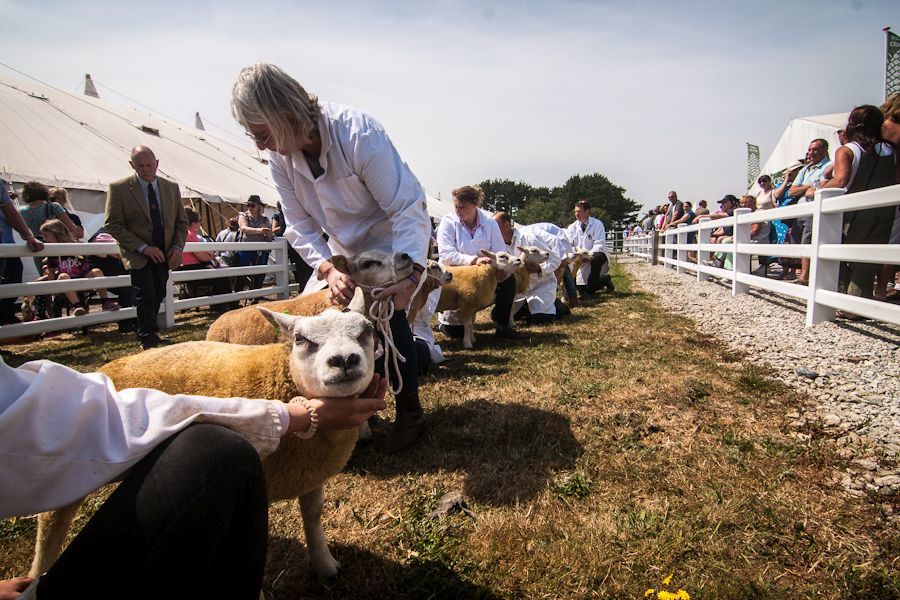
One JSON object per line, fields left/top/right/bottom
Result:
{"left": 623, "top": 258, "right": 899, "bottom": 499}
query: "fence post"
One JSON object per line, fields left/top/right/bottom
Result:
{"left": 676, "top": 224, "right": 686, "bottom": 274}
{"left": 651, "top": 231, "right": 659, "bottom": 266}
{"left": 732, "top": 208, "right": 751, "bottom": 295}
{"left": 697, "top": 217, "right": 711, "bottom": 283}
{"left": 274, "top": 238, "right": 290, "bottom": 300}
{"left": 163, "top": 276, "right": 176, "bottom": 329}
{"left": 806, "top": 189, "right": 843, "bottom": 326}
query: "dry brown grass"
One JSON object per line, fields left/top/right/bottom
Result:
{"left": 2, "top": 264, "right": 898, "bottom": 599}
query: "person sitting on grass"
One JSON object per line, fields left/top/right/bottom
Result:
{"left": 38, "top": 219, "right": 120, "bottom": 316}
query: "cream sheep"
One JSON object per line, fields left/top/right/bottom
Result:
{"left": 514, "top": 245, "right": 550, "bottom": 295}
{"left": 206, "top": 250, "right": 414, "bottom": 345}
{"left": 32, "top": 298, "right": 376, "bottom": 580}
{"left": 435, "top": 250, "right": 521, "bottom": 349}
{"left": 406, "top": 259, "right": 453, "bottom": 325}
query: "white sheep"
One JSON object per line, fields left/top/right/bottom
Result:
{"left": 32, "top": 295, "right": 376, "bottom": 580}
{"left": 434, "top": 250, "right": 521, "bottom": 349}
{"left": 514, "top": 245, "right": 550, "bottom": 296}
{"left": 206, "top": 250, "right": 414, "bottom": 345}
{"left": 406, "top": 259, "right": 453, "bottom": 325}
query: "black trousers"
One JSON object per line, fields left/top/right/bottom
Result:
{"left": 0, "top": 256, "right": 23, "bottom": 324}
{"left": 130, "top": 262, "right": 170, "bottom": 341}
{"left": 38, "top": 424, "right": 269, "bottom": 600}
{"left": 376, "top": 310, "right": 419, "bottom": 394}
{"left": 586, "top": 252, "right": 610, "bottom": 294}
{"left": 489, "top": 275, "right": 516, "bottom": 327}
{"left": 287, "top": 245, "right": 313, "bottom": 288}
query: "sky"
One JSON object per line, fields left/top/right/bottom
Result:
{"left": 0, "top": 0, "right": 894, "bottom": 215}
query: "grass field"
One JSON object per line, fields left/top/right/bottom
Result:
{"left": 2, "top": 262, "right": 898, "bottom": 599}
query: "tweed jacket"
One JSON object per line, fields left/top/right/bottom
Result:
{"left": 104, "top": 174, "right": 188, "bottom": 270}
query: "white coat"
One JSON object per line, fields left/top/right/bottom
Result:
{"left": 270, "top": 102, "right": 432, "bottom": 293}
{"left": 565, "top": 216, "right": 607, "bottom": 285}
{"left": 435, "top": 209, "right": 507, "bottom": 325}
{"left": 510, "top": 225, "right": 563, "bottom": 316}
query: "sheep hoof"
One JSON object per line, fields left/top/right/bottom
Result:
{"left": 311, "top": 554, "right": 341, "bottom": 579}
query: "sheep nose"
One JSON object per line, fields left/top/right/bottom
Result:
{"left": 327, "top": 353, "right": 361, "bottom": 370}
{"left": 399, "top": 253, "right": 411, "bottom": 262}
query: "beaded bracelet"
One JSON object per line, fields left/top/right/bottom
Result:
{"left": 289, "top": 396, "right": 319, "bottom": 439}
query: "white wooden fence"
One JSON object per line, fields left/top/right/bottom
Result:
{"left": 0, "top": 239, "right": 297, "bottom": 340}
{"left": 622, "top": 185, "right": 900, "bottom": 327}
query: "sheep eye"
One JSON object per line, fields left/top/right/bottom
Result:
{"left": 294, "top": 333, "right": 319, "bottom": 350}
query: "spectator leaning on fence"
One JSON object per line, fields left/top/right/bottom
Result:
{"left": 18, "top": 181, "right": 81, "bottom": 272}
{"left": 876, "top": 93, "right": 900, "bottom": 301}
{"left": 234, "top": 195, "right": 273, "bottom": 296}
{"left": 0, "top": 178, "right": 44, "bottom": 325}
{"left": 789, "top": 139, "right": 832, "bottom": 286}
{"left": 818, "top": 104, "right": 897, "bottom": 309}
{"left": 659, "top": 191, "right": 683, "bottom": 232}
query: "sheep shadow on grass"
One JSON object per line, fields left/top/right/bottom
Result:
{"left": 350, "top": 399, "right": 583, "bottom": 506}
{"left": 264, "top": 537, "right": 500, "bottom": 600}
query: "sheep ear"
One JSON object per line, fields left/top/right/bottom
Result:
{"left": 346, "top": 286, "right": 366, "bottom": 315}
{"left": 331, "top": 255, "right": 353, "bottom": 275}
{"left": 257, "top": 306, "right": 299, "bottom": 338}
{"left": 480, "top": 250, "right": 496, "bottom": 259}
{"left": 515, "top": 245, "right": 527, "bottom": 253}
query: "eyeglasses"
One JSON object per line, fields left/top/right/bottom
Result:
{"left": 245, "top": 129, "right": 272, "bottom": 146}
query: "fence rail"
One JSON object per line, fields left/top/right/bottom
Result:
{"left": 0, "top": 239, "right": 296, "bottom": 340}
{"left": 622, "top": 185, "right": 900, "bottom": 327}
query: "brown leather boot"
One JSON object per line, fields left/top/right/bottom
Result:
{"left": 383, "top": 391, "right": 425, "bottom": 453}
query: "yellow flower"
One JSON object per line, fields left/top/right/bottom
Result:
{"left": 676, "top": 591, "right": 690, "bottom": 600}
{"left": 644, "top": 590, "right": 655, "bottom": 597}
{"left": 662, "top": 574, "right": 673, "bottom": 586}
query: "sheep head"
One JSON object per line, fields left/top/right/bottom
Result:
{"left": 331, "top": 250, "right": 415, "bottom": 287}
{"left": 418, "top": 259, "right": 452, "bottom": 297}
{"left": 516, "top": 245, "right": 550, "bottom": 267}
{"left": 258, "top": 292, "right": 375, "bottom": 398}
{"left": 480, "top": 250, "right": 522, "bottom": 277}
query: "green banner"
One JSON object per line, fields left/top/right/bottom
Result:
{"left": 747, "top": 143, "right": 760, "bottom": 189}
{"left": 887, "top": 29, "right": 900, "bottom": 98}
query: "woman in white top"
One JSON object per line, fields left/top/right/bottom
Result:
{"left": 0, "top": 357, "right": 385, "bottom": 599}
{"left": 435, "top": 185, "right": 519, "bottom": 338}
{"left": 231, "top": 63, "right": 431, "bottom": 452}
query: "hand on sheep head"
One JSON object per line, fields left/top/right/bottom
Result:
{"left": 287, "top": 374, "right": 388, "bottom": 434}
{"left": 473, "top": 256, "right": 493, "bottom": 266}
{"left": 324, "top": 264, "right": 356, "bottom": 306}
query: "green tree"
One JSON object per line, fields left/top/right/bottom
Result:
{"left": 478, "top": 179, "right": 545, "bottom": 217}
{"left": 554, "top": 173, "right": 641, "bottom": 229}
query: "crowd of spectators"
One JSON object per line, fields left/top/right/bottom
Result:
{"left": 0, "top": 178, "right": 302, "bottom": 333}
{"left": 623, "top": 95, "right": 900, "bottom": 317}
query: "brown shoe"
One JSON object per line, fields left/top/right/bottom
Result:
{"left": 383, "top": 409, "right": 425, "bottom": 453}
{"left": 567, "top": 295, "right": 579, "bottom": 308}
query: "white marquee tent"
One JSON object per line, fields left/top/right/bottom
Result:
{"left": 0, "top": 74, "right": 452, "bottom": 226}
{"left": 753, "top": 112, "right": 849, "bottom": 193}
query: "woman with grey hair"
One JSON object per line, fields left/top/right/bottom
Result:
{"left": 231, "top": 63, "right": 432, "bottom": 453}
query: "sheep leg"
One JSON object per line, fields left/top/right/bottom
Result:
{"left": 299, "top": 487, "right": 340, "bottom": 578}
{"left": 462, "top": 318, "right": 475, "bottom": 349}
{"left": 30, "top": 500, "right": 83, "bottom": 577}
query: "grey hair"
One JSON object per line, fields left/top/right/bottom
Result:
{"left": 231, "top": 63, "right": 320, "bottom": 150}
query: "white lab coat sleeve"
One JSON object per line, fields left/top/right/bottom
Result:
{"left": 0, "top": 359, "right": 289, "bottom": 518}
{"left": 591, "top": 219, "right": 607, "bottom": 254}
{"left": 270, "top": 154, "right": 332, "bottom": 272}
{"left": 437, "top": 218, "right": 476, "bottom": 266}
{"left": 352, "top": 129, "right": 431, "bottom": 267}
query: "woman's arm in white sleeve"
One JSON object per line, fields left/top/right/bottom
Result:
{"left": 436, "top": 218, "right": 475, "bottom": 266}
{"left": 0, "top": 359, "right": 288, "bottom": 518}
{"left": 270, "top": 154, "right": 332, "bottom": 271}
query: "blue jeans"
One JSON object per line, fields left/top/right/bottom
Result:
{"left": 235, "top": 250, "right": 270, "bottom": 292}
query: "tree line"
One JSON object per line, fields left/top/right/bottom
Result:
{"left": 478, "top": 173, "right": 641, "bottom": 229}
